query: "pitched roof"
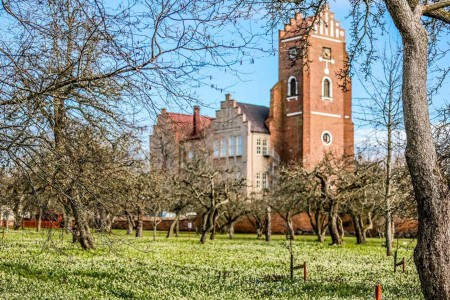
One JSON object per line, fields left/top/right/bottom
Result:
{"left": 237, "top": 102, "right": 270, "bottom": 133}
{"left": 165, "top": 112, "right": 214, "bottom": 139}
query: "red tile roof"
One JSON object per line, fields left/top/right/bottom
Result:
{"left": 165, "top": 112, "right": 214, "bottom": 139}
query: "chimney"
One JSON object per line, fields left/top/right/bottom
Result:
{"left": 161, "top": 108, "right": 167, "bottom": 114}
{"left": 193, "top": 105, "right": 200, "bottom": 135}
{"left": 225, "top": 93, "right": 232, "bottom": 101}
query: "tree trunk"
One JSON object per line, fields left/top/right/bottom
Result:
{"left": 265, "top": 206, "right": 271, "bottom": 242}
{"left": 200, "top": 209, "right": 215, "bottom": 244}
{"left": 125, "top": 210, "right": 134, "bottom": 235}
{"left": 71, "top": 198, "right": 95, "bottom": 250}
{"left": 63, "top": 204, "right": 72, "bottom": 234}
{"left": 135, "top": 207, "right": 143, "bottom": 238}
{"left": 309, "top": 208, "right": 328, "bottom": 242}
{"left": 166, "top": 213, "right": 180, "bottom": 238}
{"left": 12, "top": 197, "right": 23, "bottom": 231}
{"left": 329, "top": 201, "right": 342, "bottom": 245}
{"left": 337, "top": 216, "right": 344, "bottom": 240}
{"left": 256, "top": 227, "right": 263, "bottom": 239}
{"left": 385, "top": 3, "right": 450, "bottom": 298}
{"left": 285, "top": 213, "right": 294, "bottom": 240}
{"left": 175, "top": 219, "right": 180, "bottom": 237}
{"left": 97, "top": 205, "right": 107, "bottom": 233}
{"left": 228, "top": 222, "right": 235, "bottom": 239}
{"left": 209, "top": 209, "right": 219, "bottom": 240}
{"left": 385, "top": 82, "right": 394, "bottom": 255}
{"left": 353, "top": 214, "right": 364, "bottom": 244}
{"left": 36, "top": 207, "right": 42, "bottom": 232}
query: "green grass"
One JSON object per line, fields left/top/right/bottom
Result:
{"left": 0, "top": 230, "right": 421, "bottom": 299}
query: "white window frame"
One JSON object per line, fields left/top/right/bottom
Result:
{"left": 262, "top": 139, "right": 268, "bottom": 156}
{"left": 221, "top": 138, "right": 227, "bottom": 157}
{"left": 256, "top": 172, "right": 261, "bottom": 189}
{"left": 322, "top": 76, "right": 333, "bottom": 100}
{"left": 262, "top": 172, "right": 268, "bottom": 189}
{"left": 214, "top": 141, "right": 220, "bottom": 158}
{"left": 287, "top": 76, "right": 298, "bottom": 99}
{"left": 229, "top": 136, "right": 235, "bottom": 156}
{"left": 236, "top": 136, "right": 243, "bottom": 156}
{"left": 321, "top": 131, "right": 333, "bottom": 146}
{"left": 256, "top": 138, "right": 261, "bottom": 155}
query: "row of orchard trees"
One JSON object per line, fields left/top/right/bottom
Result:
{"left": 267, "top": 154, "right": 416, "bottom": 246}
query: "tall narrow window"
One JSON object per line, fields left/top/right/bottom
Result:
{"left": 229, "top": 136, "right": 235, "bottom": 156}
{"left": 256, "top": 138, "right": 261, "bottom": 155}
{"left": 290, "top": 78, "right": 297, "bottom": 96}
{"left": 323, "top": 78, "right": 331, "bottom": 98}
{"left": 288, "top": 77, "right": 297, "bottom": 96}
{"left": 262, "top": 139, "right": 268, "bottom": 156}
{"left": 214, "top": 141, "right": 220, "bottom": 158}
{"left": 236, "top": 136, "right": 243, "bottom": 156}
{"left": 262, "top": 173, "right": 268, "bottom": 189}
{"left": 256, "top": 173, "right": 261, "bottom": 189}
{"left": 221, "top": 138, "right": 227, "bottom": 157}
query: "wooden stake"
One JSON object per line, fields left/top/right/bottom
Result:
{"left": 303, "top": 261, "right": 307, "bottom": 282}
{"left": 402, "top": 257, "right": 405, "bottom": 273}
{"left": 375, "top": 284, "right": 382, "bottom": 300}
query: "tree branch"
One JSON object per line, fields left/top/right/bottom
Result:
{"left": 422, "top": 0, "right": 450, "bottom": 14}
{"left": 423, "top": 8, "right": 450, "bottom": 24}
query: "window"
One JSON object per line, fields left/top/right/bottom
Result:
{"left": 321, "top": 131, "right": 332, "bottom": 145}
{"left": 262, "top": 173, "right": 268, "bottom": 189}
{"left": 214, "top": 141, "right": 220, "bottom": 158}
{"left": 288, "top": 76, "right": 297, "bottom": 97}
{"left": 262, "top": 139, "right": 268, "bottom": 156}
{"left": 256, "top": 138, "right": 261, "bottom": 155}
{"left": 236, "top": 136, "right": 243, "bottom": 156}
{"left": 221, "top": 138, "right": 227, "bottom": 157}
{"left": 322, "top": 77, "right": 332, "bottom": 98}
{"left": 188, "top": 151, "right": 194, "bottom": 160}
{"left": 229, "top": 136, "right": 235, "bottom": 156}
{"left": 256, "top": 173, "right": 261, "bottom": 189}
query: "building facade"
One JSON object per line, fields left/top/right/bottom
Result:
{"left": 266, "top": 7, "right": 354, "bottom": 167}
{"left": 150, "top": 7, "right": 354, "bottom": 194}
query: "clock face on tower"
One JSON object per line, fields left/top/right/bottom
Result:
{"left": 322, "top": 47, "right": 331, "bottom": 60}
{"left": 288, "top": 47, "right": 299, "bottom": 60}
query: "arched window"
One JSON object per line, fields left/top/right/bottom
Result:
{"left": 288, "top": 76, "right": 297, "bottom": 97}
{"left": 322, "top": 77, "right": 332, "bottom": 98}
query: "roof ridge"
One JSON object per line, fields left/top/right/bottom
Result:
{"left": 236, "top": 101, "right": 269, "bottom": 109}
{"left": 166, "top": 112, "right": 214, "bottom": 119}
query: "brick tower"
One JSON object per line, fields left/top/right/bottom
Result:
{"left": 266, "top": 7, "right": 354, "bottom": 167}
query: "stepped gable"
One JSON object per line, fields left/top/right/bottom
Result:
{"left": 279, "top": 6, "right": 346, "bottom": 42}
{"left": 236, "top": 102, "right": 270, "bottom": 134}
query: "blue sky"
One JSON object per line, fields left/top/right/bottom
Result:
{"left": 144, "top": 2, "right": 449, "bottom": 150}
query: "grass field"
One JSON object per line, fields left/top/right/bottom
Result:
{"left": 0, "top": 230, "right": 421, "bottom": 299}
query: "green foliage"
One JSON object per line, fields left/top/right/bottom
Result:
{"left": 0, "top": 230, "right": 421, "bottom": 299}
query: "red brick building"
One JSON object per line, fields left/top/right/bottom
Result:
{"left": 150, "top": 7, "right": 355, "bottom": 234}
{"left": 266, "top": 7, "right": 354, "bottom": 166}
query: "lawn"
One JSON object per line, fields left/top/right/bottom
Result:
{"left": 0, "top": 230, "right": 421, "bottom": 299}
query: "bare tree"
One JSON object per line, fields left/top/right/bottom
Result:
{"left": 0, "top": 0, "right": 261, "bottom": 249}
{"left": 356, "top": 44, "right": 403, "bottom": 254}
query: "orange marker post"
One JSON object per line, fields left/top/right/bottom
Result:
{"left": 375, "top": 284, "right": 382, "bottom": 300}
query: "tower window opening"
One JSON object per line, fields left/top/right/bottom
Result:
{"left": 288, "top": 77, "right": 297, "bottom": 97}
{"left": 323, "top": 78, "right": 331, "bottom": 98}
